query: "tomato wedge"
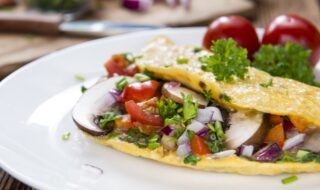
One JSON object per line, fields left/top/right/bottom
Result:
{"left": 264, "top": 123, "right": 285, "bottom": 147}
{"left": 104, "top": 54, "right": 139, "bottom": 76}
{"left": 125, "top": 100, "right": 163, "bottom": 126}
{"left": 115, "top": 114, "right": 134, "bottom": 131}
{"left": 191, "top": 135, "right": 211, "bottom": 156}
{"left": 122, "top": 80, "right": 160, "bottom": 102}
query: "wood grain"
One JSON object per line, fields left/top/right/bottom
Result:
{"left": 0, "top": 0, "right": 320, "bottom": 189}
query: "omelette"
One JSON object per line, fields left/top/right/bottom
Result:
{"left": 72, "top": 36, "right": 320, "bottom": 175}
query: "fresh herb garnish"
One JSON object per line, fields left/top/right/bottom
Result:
{"left": 115, "top": 77, "right": 128, "bottom": 91}
{"left": 219, "top": 93, "right": 232, "bottom": 102}
{"left": 281, "top": 175, "right": 298, "bottom": 185}
{"left": 279, "top": 150, "right": 320, "bottom": 163}
{"left": 157, "top": 99, "right": 179, "bottom": 119}
{"left": 214, "top": 121, "right": 225, "bottom": 140}
{"left": 182, "top": 94, "right": 198, "bottom": 122}
{"left": 61, "top": 132, "right": 71, "bottom": 141}
{"left": 199, "top": 39, "right": 250, "bottom": 82}
{"left": 122, "top": 53, "right": 143, "bottom": 64}
{"left": 74, "top": 74, "right": 85, "bottom": 81}
{"left": 134, "top": 73, "right": 151, "bottom": 82}
{"left": 99, "top": 107, "right": 120, "bottom": 129}
{"left": 193, "top": 47, "right": 203, "bottom": 53}
{"left": 143, "top": 70, "right": 155, "bottom": 79}
{"left": 205, "top": 121, "right": 225, "bottom": 153}
{"left": 164, "top": 114, "right": 183, "bottom": 126}
{"left": 175, "top": 127, "right": 185, "bottom": 139}
{"left": 123, "top": 128, "right": 161, "bottom": 149}
{"left": 253, "top": 43, "right": 315, "bottom": 86}
{"left": 81, "top": 86, "right": 87, "bottom": 93}
{"left": 176, "top": 57, "right": 189, "bottom": 64}
{"left": 187, "top": 130, "right": 196, "bottom": 139}
{"left": 203, "top": 89, "right": 213, "bottom": 102}
{"left": 260, "top": 79, "right": 273, "bottom": 88}
{"left": 184, "top": 154, "right": 201, "bottom": 165}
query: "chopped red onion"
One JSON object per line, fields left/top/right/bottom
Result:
{"left": 122, "top": 0, "right": 153, "bottom": 11}
{"left": 177, "top": 142, "right": 191, "bottom": 157}
{"left": 195, "top": 107, "right": 223, "bottom": 123}
{"left": 197, "top": 127, "right": 210, "bottom": 137}
{"left": 177, "top": 131, "right": 189, "bottom": 145}
{"left": 283, "top": 134, "right": 306, "bottom": 150}
{"left": 109, "top": 89, "right": 122, "bottom": 102}
{"left": 207, "top": 150, "right": 236, "bottom": 159}
{"left": 239, "top": 145, "right": 254, "bottom": 157}
{"left": 187, "top": 120, "right": 207, "bottom": 133}
{"left": 283, "top": 120, "right": 295, "bottom": 131}
{"left": 253, "top": 143, "right": 283, "bottom": 162}
{"left": 167, "top": 81, "right": 181, "bottom": 89}
{"left": 160, "top": 126, "right": 173, "bottom": 136}
{"left": 161, "top": 135, "right": 177, "bottom": 150}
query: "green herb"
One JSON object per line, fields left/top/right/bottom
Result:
{"left": 207, "top": 123, "right": 215, "bottom": 132}
{"left": 61, "top": 132, "right": 71, "bottom": 141}
{"left": 148, "top": 142, "right": 161, "bottom": 150}
{"left": 252, "top": 43, "right": 315, "bottom": 86}
{"left": 187, "top": 130, "right": 196, "bottom": 139}
{"left": 175, "top": 127, "right": 185, "bottom": 139}
{"left": 281, "top": 175, "right": 298, "bottom": 185}
{"left": 206, "top": 140, "right": 223, "bottom": 153}
{"left": 193, "top": 47, "right": 203, "bottom": 53}
{"left": 122, "top": 53, "right": 143, "bottom": 64}
{"left": 134, "top": 73, "right": 151, "bottom": 82}
{"left": 74, "top": 74, "right": 85, "bottom": 82}
{"left": 260, "top": 79, "right": 273, "bottom": 88}
{"left": 26, "top": 0, "right": 86, "bottom": 12}
{"left": 279, "top": 151, "right": 297, "bottom": 162}
{"left": 184, "top": 154, "right": 201, "bottom": 165}
{"left": 81, "top": 86, "right": 87, "bottom": 93}
{"left": 99, "top": 107, "right": 120, "bottom": 129}
{"left": 176, "top": 57, "right": 189, "bottom": 64}
{"left": 219, "top": 93, "right": 232, "bottom": 102}
{"left": 182, "top": 94, "right": 198, "bottom": 122}
{"left": 157, "top": 99, "right": 179, "bottom": 119}
{"left": 164, "top": 114, "right": 183, "bottom": 126}
{"left": 203, "top": 90, "right": 213, "bottom": 102}
{"left": 214, "top": 121, "right": 225, "bottom": 140}
{"left": 143, "top": 70, "right": 155, "bottom": 79}
{"left": 199, "top": 39, "right": 250, "bottom": 82}
{"left": 123, "top": 129, "right": 161, "bottom": 149}
{"left": 115, "top": 77, "right": 128, "bottom": 91}
{"left": 279, "top": 150, "right": 320, "bottom": 163}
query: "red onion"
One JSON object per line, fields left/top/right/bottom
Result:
{"left": 197, "top": 127, "right": 210, "bottom": 137}
{"left": 283, "top": 134, "right": 306, "bottom": 150}
{"left": 187, "top": 120, "right": 206, "bottom": 133}
{"left": 239, "top": 145, "right": 254, "bottom": 157}
{"left": 195, "top": 107, "right": 223, "bottom": 123}
{"left": 207, "top": 150, "right": 236, "bottom": 159}
{"left": 160, "top": 126, "right": 173, "bottom": 136}
{"left": 253, "top": 143, "right": 283, "bottom": 162}
{"left": 167, "top": 81, "right": 181, "bottom": 89}
{"left": 177, "top": 131, "right": 188, "bottom": 145}
{"left": 109, "top": 89, "right": 122, "bottom": 102}
{"left": 122, "top": 0, "right": 154, "bottom": 12}
{"left": 283, "top": 120, "right": 295, "bottom": 131}
{"left": 161, "top": 135, "right": 177, "bottom": 150}
{"left": 177, "top": 142, "right": 191, "bottom": 157}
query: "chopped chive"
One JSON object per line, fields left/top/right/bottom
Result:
{"left": 215, "top": 121, "right": 225, "bottom": 140}
{"left": 260, "top": 79, "right": 273, "bottom": 88}
{"left": 81, "top": 86, "right": 88, "bottom": 93}
{"left": 61, "top": 132, "right": 71, "bottom": 141}
{"left": 193, "top": 47, "right": 203, "bottom": 53}
{"left": 134, "top": 73, "right": 150, "bottom": 82}
{"left": 219, "top": 93, "right": 232, "bottom": 102}
{"left": 74, "top": 74, "right": 85, "bottom": 82}
{"left": 177, "top": 57, "right": 189, "bottom": 64}
{"left": 148, "top": 142, "right": 160, "bottom": 150}
{"left": 281, "top": 175, "right": 298, "bottom": 185}
{"left": 115, "top": 77, "right": 128, "bottom": 91}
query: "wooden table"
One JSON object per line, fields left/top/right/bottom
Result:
{"left": 1, "top": 0, "right": 320, "bottom": 189}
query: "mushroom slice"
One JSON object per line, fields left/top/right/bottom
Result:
{"left": 161, "top": 82, "right": 208, "bottom": 107}
{"left": 224, "top": 111, "right": 268, "bottom": 149}
{"left": 72, "top": 76, "right": 133, "bottom": 136}
{"left": 301, "top": 127, "right": 320, "bottom": 153}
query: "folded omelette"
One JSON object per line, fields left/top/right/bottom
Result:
{"left": 72, "top": 36, "right": 320, "bottom": 175}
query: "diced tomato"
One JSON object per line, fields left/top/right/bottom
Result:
{"left": 115, "top": 114, "right": 134, "bottom": 131}
{"left": 264, "top": 123, "right": 285, "bottom": 147}
{"left": 269, "top": 115, "right": 283, "bottom": 126}
{"left": 191, "top": 135, "right": 211, "bottom": 156}
{"left": 133, "top": 121, "right": 160, "bottom": 135}
{"left": 122, "top": 80, "right": 160, "bottom": 102}
{"left": 289, "top": 116, "right": 308, "bottom": 132}
{"left": 104, "top": 54, "right": 139, "bottom": 77}
{"left": 125, "top": 100, "right": 163, "bottom": 127}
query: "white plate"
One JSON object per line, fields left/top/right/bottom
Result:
{"left": 0, "top": 27, "right": 320, "bottom": 190}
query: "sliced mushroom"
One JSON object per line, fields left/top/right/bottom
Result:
{"left": 301, "top": 127, "right": 320, "bottom": 153}
{"left": 161, "top": 82, "right": 208, "bottom": 107}
{"left": 72, "top": 76, "right": 134, "bottom": 136}
{"left": 224, "top": 111, "right": 268, "bottom": 149}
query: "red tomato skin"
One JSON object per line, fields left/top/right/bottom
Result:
{"left": 262, "top": 14, "right": 320, "bottom": 66}
{"left": 203, "top": 16, "right": 260, "bottom": 59}
{"left": 125, "top": 100, "right": 163, "bottom": 126}
{"left": 104, "top": 55, "right": 139, "bottom": 77}
{"left": 190, "top": 135, "right": 211, "bottom": 156}
{"left": 122, "top": 80, "right": 160, "bottom": 102}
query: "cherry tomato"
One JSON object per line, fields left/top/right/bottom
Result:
{"left": 122, "top": 80, "right": 159, "bottom": 102}
{"left": 262, "top": 14, "right": 320, "bottom": 66}
{"left": 125, "top": 100, "right": 163, "bottom": 126}
{"left": 104, "top": 54, "right": 139, "bottom": 77}
{"left": 203, "top": 16, "right": 260, "bottom": 59}
{"left": 190, "top": 135, "right": 210, "bottom": 156}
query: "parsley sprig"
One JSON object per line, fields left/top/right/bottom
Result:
{"left": 199, "top": 39, "right": 250, "bottom": 82}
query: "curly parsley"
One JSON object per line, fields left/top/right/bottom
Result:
{"left": 199, "top": 39, "right": 250, "bottom": 82}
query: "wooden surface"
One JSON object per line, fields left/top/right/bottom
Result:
{"left": 1, "top": 0, "right": 320, "bottom": 189}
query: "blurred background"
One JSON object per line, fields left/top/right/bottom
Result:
{"left": 0, "top": 0, "right": 319, "bottom": 189}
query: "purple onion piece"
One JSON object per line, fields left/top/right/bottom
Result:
{"left": 283, "top": 120, "right": 295, "bottom": 131}
{"left": 283, "top": 134, "right": 306, "bottom": 150}
{"left": 197, "top": 127, "right": 210, "bottom": 137}
{"left": 239, "top": 145, "right": 254, "bottom": 157}
{"left": 177, "top": 142, "right": 191, "bottom": 157}
{"left": 253, "top": 143, "right": 283, "bottom": 162}
{"left": 167, "top": 81, "right": 181, "bottom": 89}
{"left": 160, "top": 126, "right": 173, "bottom": 136}
{"left": 122, "top": 0, "right": 153, "bottom": 12}
{"left": 109, "top": 88, "right": 122, "bottom": 102}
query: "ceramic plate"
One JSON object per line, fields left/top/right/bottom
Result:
{"left": 1, "top": 28, "right": 320, "bottom": 190}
